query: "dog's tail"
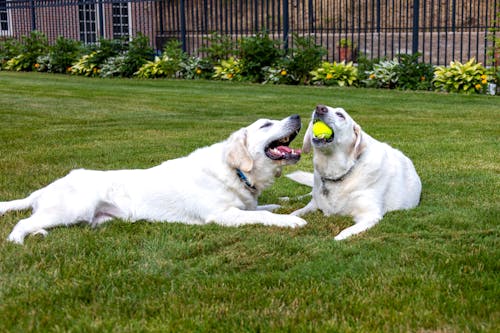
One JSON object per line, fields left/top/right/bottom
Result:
{"left": 0, "top": 190, "right": 40, "bottom": 216}
{"left": 286, "top": 171, "right": 314, "bottom": 188}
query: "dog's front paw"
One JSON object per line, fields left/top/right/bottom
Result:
{"left": 284, "top": 215, "right": 307, "bottom": 228}
{"left": 7, "top": 230, "right": 25, "bottom": 245}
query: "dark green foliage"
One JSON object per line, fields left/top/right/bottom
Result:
{"left": 238, "top": 30, "right": 283, "bottom": 82}
{"left": 394, "top": 53, "right": 434, "bottom": 90}
{"left": 283, "top": 34, "right": 327, "bottom": 84}
{"left": 200, "top": 32, "right": 236, "bottom": 65}
{"left": 120, "top": 33, "right": 155, "bottom": 77}
{"left": 0, "top": 38, "right": 21, "bottom": 67}
{"left": 5, "top": 31, "right": 49, "bottom": 71}
{"left": 48, "top": 36, "right": 83, "bottom": 73}
{"left": 86, "top": 37, "right": 125, "bottom": 67}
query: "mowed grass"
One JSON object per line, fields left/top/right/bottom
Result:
{"left": 0, "top": 72, "right": 498, "bottom": 332}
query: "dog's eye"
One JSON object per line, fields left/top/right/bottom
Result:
{"left": 260, "top": 122, "right": 273, "bottom": 129}
{"left": 335, "top": 112, "right": 346, "bottom": 120}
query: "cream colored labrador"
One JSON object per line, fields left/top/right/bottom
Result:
{"left": 288, "top": 105, "right": 421, "bottom": 240}
{"left": 1, "top": 115, "right": 306, "bottom": 244}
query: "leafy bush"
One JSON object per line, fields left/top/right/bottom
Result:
{"left": 310, "top": 61, "right": 358, "bottom": 87}
{"left": 71, "top": 38, "right": 124, "bottom": 76}
{"left": 283, "top": 34, "right": 327, "bottom": 84}
{"left": 36, "top": 36, "right": 82, "bottom": 73}
{"left": 120, "top": 33, "right": 154, "bottom": 77}
{"left": 100, "top": 55, "right": 127, "bottom": 78}
{"left": 433, "top": 58, "right": 488, "bottom": 94}
{"left": 364, "top": 59, "right": 400, "bottom": 88}
{"left": 394, "top": 53, "right": 434, "bottom": 90}
{"left": 70, "top": 51, "right": 102, "bottom": 76}
{"left": 200, "top": 32, "right": 236, "bottom": 66}
{"left": 0, "top": 38, "right": 21, "bottom": 68}
{"left": 134, "top": 55, "right": 180, "bottom": 78}
{"left": 181, "top": 56, "right": 214, "bottom": 79}
{"left": 213, "top": 57, "right": 242, "bottom": 81}
{"left": 5, "top": 31, "right": 48, "bottom": 71}
{"left": 262, "top": 66, "right": 291, "bottom": 84}
{"left": 135, "top": 40, "right": 186, "bottom": 78}
{"left": 238, "top": 31, "right": 282, "bottom": 82}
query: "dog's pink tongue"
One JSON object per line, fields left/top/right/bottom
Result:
{"left": 277, "top": 146, "right": 301, "bottom": 155}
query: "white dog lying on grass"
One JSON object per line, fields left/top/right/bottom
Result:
{"left": 288, "top": 105, "right": 421, "bottom": 240}
{"left": 1, "top": 115, "right": 306, "bottom": 244}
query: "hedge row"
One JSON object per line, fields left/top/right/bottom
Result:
{"left": 1, "top": 31, "right": 498, "bottom": 95}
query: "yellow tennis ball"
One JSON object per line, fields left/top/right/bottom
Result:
{"left": 312, "top": 121, "right": 333, "bottom": 139}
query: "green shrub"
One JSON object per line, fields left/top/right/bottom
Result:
{"left": 433, "top": 58, "right": 489, "bottom": 94}
{"left": 70, "top": 51, "right": 102, "bottom": 76}
{"left": 36, "top": 36, "right": 83, "bottom": 73}
{"left": 364, "top": 59, "right": 400, "bottom": 88}
{"left": 283, "top": 34, "right": 326, "bottom": 84}
{"left": 212, "top": 57, "right": 242, "bottom": 81}
{"left": 394, "top": 53, "right": 434, "bottom": 90}
{"left": 5, "top": 31, "right": 48, "bottom": 71}
{"left": 100, "top": 55, "right": 127, "bottom": 78}
{"left": 200, "top": 32, "right": 236, "bottom": 66}
{"left": 120, "top": 33, "right": 154, "bottom": 77}
{"left": 262, "top": 66, "right": 291, "bottom": 84}
{"left": 0, "top": 38, "right": 21, "bottom": 68}
{"left": 310, "top": 61, "right": 358, "bottom": 87}
{"left": 134, "top": 55, "right": 180, "bottom": 78}
{"left": 238, "top": 30, "right": 282, "bottom": 82}
{"left": 181, "top": 56, "right": 214, "bottom": 79}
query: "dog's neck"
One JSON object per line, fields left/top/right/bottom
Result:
{"left": 235, "top": 169, "right": 258, "bottom": 193}
{"left": 320, "top": 163, "right": 357, "bottom": 183}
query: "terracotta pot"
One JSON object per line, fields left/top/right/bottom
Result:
{"left": 338, "top": 46, "right": 356, "bottom": 62}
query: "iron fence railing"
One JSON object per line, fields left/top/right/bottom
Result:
{"left": 2, "top": 0, "right": 499, "bottom": 65}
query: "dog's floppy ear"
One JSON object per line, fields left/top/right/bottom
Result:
{"left": 353, "top": 123, "right": 365, "bottom": 158}
{"left": 225, "top": 129, "right": 254, "bottom": 173}
{"left": 302, "top": 120, "right": 313, "bottom": 154}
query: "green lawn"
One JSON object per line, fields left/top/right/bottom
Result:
{"left": 0, "top": 72, "right": 498, "bottom": 332}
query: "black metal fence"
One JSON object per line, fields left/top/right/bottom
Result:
{"left": 2, "top": 0, "right": 499, "bottom": 65}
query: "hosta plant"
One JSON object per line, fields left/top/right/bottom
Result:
{"left": 134, "top": 55, "right": 182, "bottom": 78}
{"left": 433, "top": 58, "right": 488, "bottom": 94}
{"left": 180, "top": 56, "right": 214, "bottom": 79}
{"left": 262, "top": 66, "right": 292, "bottom": 84}
{"left": 364, "top": 59, "right": 400, "bottom": 88}
{"left": 70, "top": 51, "right": 101, "bottom": 77}
{"left": 213, "top": 57, "right": 242, "bottom": 81}
{"left": 310, "top": 61, "right": 358, "bottom": 86}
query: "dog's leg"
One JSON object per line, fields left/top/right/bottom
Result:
{"left": 7, "top": 212, "right": 78, "bottom": 244}
{"left": 334, "top": 213, "right": 381, "bottom": 241}
{"left": 257, "top": 204, "right": 281, "bottom": 212}
{"left": 208, "top": 207, "right": 307, "bottom": 228}
{"left": 291, "top": 199, "right": 317, "bottom": 216}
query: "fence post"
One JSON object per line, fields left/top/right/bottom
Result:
{"left": 283, "top": 0, "right": 289, "bottom": 50}
{"left": 98, "top": 0, "right": 104, "bottom": 39}
{"left": 412, "top": 0, "right": 420, "bottom": 54}
{"left": 180, "top": 0, "right": 186, "bottom": 51}
{"left": 30, "top": 0, "right": 36, "bottom": 30}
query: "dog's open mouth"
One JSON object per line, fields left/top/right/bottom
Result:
{"left": 265, "top": 130, "right": 301, "bottom": 161}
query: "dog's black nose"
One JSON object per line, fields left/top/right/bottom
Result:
{"left": 290, "top": 114, "right": 300, "bottom": 121}
{"left": 316, "top": 105, "right": 329, "bottom": 115}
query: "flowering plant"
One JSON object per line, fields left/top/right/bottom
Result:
{"left": 213, "top": 57, "right": 242, "bottom": 81}
{"left": 134, "top": 54, "right": 182, "bottom": 78}
{"left": 433, "top": 58, "right": 488, "bottom": 94}
{"left": 180, "top": 56, "right": 213, "bottom": 79}
{"left": 310, "top": 61, "right": 358, "bottom": 86}
{"left": 364, "top": 59, "right": 400, "bottom": 88}
{"left": 70, "top": 51, "right": 101, "bottom": 76}
{"left": 262, "top": 66, "right": 292, "bottom": 84}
